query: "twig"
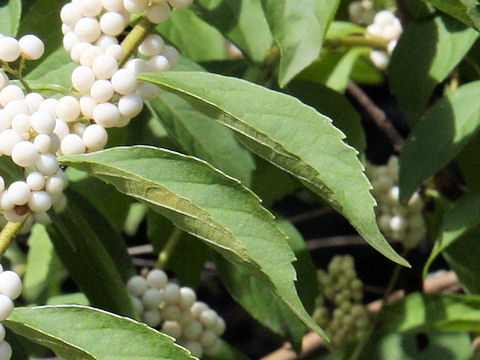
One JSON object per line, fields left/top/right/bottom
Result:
{"left": 288, "top": 208, "right": 335, "bottom": 224}
{"left": 347, "top": 82, "right": 405, "bottom": 152}
{"left": 156, "top": 227, "right": 183, "bottom": 269}
{"left": 307, "top": 235, "right": 365, "bottom": 250}
{"left": 261, "top": 270, "right": 460, "bottom": 360}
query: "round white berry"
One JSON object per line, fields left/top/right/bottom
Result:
{"left": 199, "top": 309, "right": 218, "bottom": 328}
{"left": 90, "top": 80, "right": 114, "bottom": 102}
{"left": 54, "top": 118, "right": 70, "bottom": 140}
{"left": 111, "top": 69, "right": 137, "bottom": 95}
{"left": 146, "top": 269, "right": 168, "bottom": 289}
{"left": 83, "top": 124, "right": 108, "bottom": 151}
{"left": 161, "top": 305, "right": 181, "bottom": 321}
{"left": 56, "top": 96, "right": 81, "bottom": 123}
{"left": 127, "top": 275, "right": 147, "bottom": 296}
{"left": 92, "top": 54, "right": 118, "bottom": 79}
{"left": 96, "top": 35, "right": 118, "bottom": 50}
{"left": 0, "top": 37, "right": 20, "bottom": 62}
{"left": 142, "top": 288, "right": 163, "bottom": 310}
{"left": 72, "top": 122, "right": 87, "bottom": 137}
{"left": 191, "top": 302, "right": 209, "bottom": 318}
{"left": 124, "top": 58, "right": 149, "bottom": 75}
{"left": 163, "top": 45, "right": 179, "bottom": 67}
{"left": 146, "top": 4, "right": 171, "bottom": 24}
{"left": 0, "top": 177, "right": 4, "bottom": 193}
{"left": 28, "top": 191, "right": 52, "bottom": 213}
{"left": 123, "top": 0, "right": 148, "bottom": 13}
{"left": 374, "top": 10, "right": 396, "bottom": 27}
{"left": 136, "top": 83, "right": 160, "bottom": 101}
{"left": 63, "top": 31, "right": 80, "bottom": 53}
{"left": 0, "top": 193, "right": 14, "bottom": 212}
{"left": 161, "top": 320, "right": 182, "bottom": 339}
{"left": 0, "top": 271, "right": 22, "bottom": 300}
{"left": 61, "top": 3, "right": 83, "bottom": 27}
{"left": 370, "top": 50, "right": 389, "bottom": 70}
{"left": 61, "top": 133, "right": 86, "bottom": 155}
{"left": 39, "top": 98, "right": 59, "bottom": 117}
{"left": 200, "top": 330, "right": 217, "bottom": 347}
{"left": 79, "top": 0, "right": 103, "bottom": 17}
{"left": 0, "top": 341, "right": 12, "bottom": 360}
{"left": 8, "top": 181, "right": 31, "bottom": 206}
{"left": 0, "top": 129, "right": 22, "bottom": 156}
{"left": 71, "top": 66, "right": 96, "bottom": 93}
{"left": 92, "top": 102, "right": 120, "bottom": 128}
{"left": 4, "top": 100, "right": 30, "bottom": 118}
{"left": 18, "top": 34, "right": 45, "bottom": 60}
{"left": 149, "top": 55, "right": 171, "bottom": 72}
{"left": 142, "top": 309, "right": 162, "bottom": 327}
{"left": 179, "top": 287, "right": 196, "bottom": 310}
{"left": 139, "top": 34, "right": 164, "bottom": 57}
{"left": 45, "top": 176, "right": 65, "bottom": 196}
{"left": 213, "top": 317, "right": 226, "bottom": 336}
{"left": 79, "top": 95, "right": 98, "bottom": 119}
{"left": 0, "top": 325, "right": 5, "bottom": 342}
{"left": 11, "top": 114, "right": 30, "bottom": 134}
{"left": 163, "top": 283, "right": 181, "bottom": 304}
{"left": 4, "top": 209, "right": 27, "bottom": 223}
{"left": 74, "top": 17, "right": 101, "bottom": 43}
{"left": 0, "top": 85, "right": 24, "bottom": 107}
{"left": 105, "top": 44, "right": 124, "bottom": 61}
{"left": 80, "top": 46, "right": 104, "bottom": 68}
{"left": 0, "top": 110, "right": 11, "bottom": 132}
{"left": 33, "top": 211, "right": 52, "bottom": 225}
{"left": 0, "top": 72, "right": 8, "bottom": 92}
{"left": 102, "top": 0, "right": 125, "bottom": 12}
{"left": 25, "top": 92, "right": 44, "bottom": 112}
{"left": 100, "top": 12, "right": 126, "bottom": 36}
{"left": 12, "top": 141, "right": 38, "bottom": 168}
{"left": 26, "top": 172, "right": 46, "bottom": 191}
{"left": 31, "top": 110, "right": 56, "bottom": 134}
{"left": 132, "top": 296, "right": 144, "bottom": 315}
{"left": 36, "top": 153, "right": 60, "bottom": 176}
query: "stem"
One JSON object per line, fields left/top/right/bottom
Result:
{"left": 119, "top": 17, "right": 155, "bottom": 67}
{"left": 324, "top": 36, "right": 389, "bottom": 50}
{"left": 0, "top": 221, "right": 25, "bottom": 258}
{"left": 156, "top": 227, "right": 183, "bottom": 269}
{"left": 2, "top": 60, "right": 33, "bottom": 93}
{"left": 349, "top": 248, "right": 409, "bottom": 360}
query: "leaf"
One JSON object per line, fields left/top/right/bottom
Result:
{"left": 59, "top": 146, "right": 326, "bottom": 336}
{"left": 423, "top": 190, "right": 480, "bottom": 278}
{"left": 399, "top": 81, "right": 480, "bottom": 200}
{"left": 18, "top": 0, "right": 68, "bottom": 74}
{"left": 389, "top": 15, "right": 478, "bottom": 124}
{"left": 5, "top": 305, "right": 197, "bottom": 360}
{"left": 156, "top": 9, "right": 227, "bottom": 62}
{"left": 0, "top": 0, "right": 21, "bottom": 36}
{"left": 23, "top": 225, "right": 64, "bottom": 303}
{"left": 214, "top": 218, "right": 318, "bottom": 343}
{"left": 403, "top": 0, "right": 436, "bottom": 19}
{"left": 443, "top": 228, "right": 480, "bottom": 294}
{"left": 261, "top": 0, "right": 340, "bottom": 86}
{"left": 287, "top": 79, "right": 366, "bottom": 152}
{"left": 194, "top": 0, "right": 273, "bottom": 62}
{"left": 426, "top": 0, "right": 480, "bottom": 30}
{"left": 149, "top": 92, "right": 256, "bottom": 186}
{"left": 377, "top": 292, "right": 480, "bottom": 334}
{"left": 139, "top": 71, "right": 408, "bottom": 267}
{"left": 47, "top": 293, "right": 89, "bottom": 306}
{"left": 458, "top": 135, "right": 480, "bottom": 191}
{"left": 0, "top": 157, "right": 23, "bottom": 184}
{"left": 47, "top": 188, "right": 136, "bottom": 317}
{"left": 362, "top": 332, "right": 472, "bottom": 360}
{"left": 25, "top": 47, "right": 76, "bottom": 88}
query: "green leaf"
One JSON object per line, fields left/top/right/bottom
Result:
{"left": 47, "top": 293, "right": 89, "bottom": 306}
{"left": 287, "top": 80, "right": 366, "bottom": 152}
{"left": 389, "top": 15, "right": 478, "bottom": 124}
{"left": 25, "top": 47, "right": 76, "bottom": 88}
{"left": 0, "top": 0, "right": 21, "bottom": 36}
{"left": 261, "top": 0, "right": 340, "bottom": 86}
{"left": 214, "top": 218, "right": 318, "bottom": 343}
{"left": 156, "top": 9, "right": 227, "bottom": 62}
{"left": 0, "top": 157, "right": 23, "bottom": 184}
{"left": 194, "top": 0, "right": 273, "bottom": 62}
{"left": 23, "top": 225, "right": 64, "bottom": 303}
{"left": 139, "top": 71, "right": 408, "bottom": 267}
{"left": 5, "top": 305, "right": 197, "bottom": 360}
{"left": 47, "top": 188, "right": 136, "bottom": 317}
{"left": 423, "top": 190, "right": 480, "bottom": 278}
{"left": 458, "top": 135, "right": 480, "bottom": 191}
{"left": 18, "top": 0, "right": 68, "bottom": 74}
{"left": 399, "top": 81, "right": 480, "bottom": 200}
{"left": 403, "top": 0, "right": 436, "bottom": 19}
{"left": 426, "top": 0, "right": 480, "bottom": 30}
{"left": 378, "top": 292, "right": 480, "bottom": 334}
{"left": 362, "top": 332, "right": 472, "bottom": 360}
{"left": 149, "top": 92, "right": 256, "bottom": 186}
{"left": 60, "top": 146, "right": 326, "bottom": 336}
{"left": 443, "top": 228, "right": 480, "bottom": 294}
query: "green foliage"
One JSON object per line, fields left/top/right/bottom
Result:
{"left": 426, "top": 0, "right": 480, "bottom": 30}
{"left": 0, "top": 0, "right": 21, "bottom": 36}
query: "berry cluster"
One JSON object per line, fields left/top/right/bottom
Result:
{"left": 313, "top": 256, "right": 369, "bottom": 349}
{"left": 366, "top": 10, "right": 402, "bottom": 70}
{"left": 348, "top": 0, "right": 375, "bottom": 25}
{"left": 127, "top": 269, "right": 226, "bottom": 358}
{"left": 367, "top": 156, "right": 426, "bottom": 249}
{"left": 0, "top": 34, "right": 68, "bottom": 228}
{"left": 0, "top": 265, "right": 23, "bottom": 360}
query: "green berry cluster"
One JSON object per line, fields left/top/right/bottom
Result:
{"left": 313, "top": 255, "right": 369, "bottom": 349}
{"left": 367, "top": 156, "right": 426, "bottom": 249}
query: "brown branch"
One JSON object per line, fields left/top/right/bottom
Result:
{"left": 261, "top": 271, "right": 459, "bottom": 360}
{"left": 347, "top": 82, "right": 405, "bottom": 153}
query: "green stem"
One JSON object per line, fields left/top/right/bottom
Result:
{"left": 2, "top": 60, "right": 33, "bottom": 93}
{"left": 156, "top": 227, "right": 183, "bottom": 270}
{"left": 0, "top": 221, "right": 25, "bottom": 258}
{"left": 324, "top": 36, "right": 389, "bottom": 50}
{"left": 349, "top": 248, "right": 409, "bottom": 360}
{"left": 119, "top": 17, "right": 156, "bottom": 67}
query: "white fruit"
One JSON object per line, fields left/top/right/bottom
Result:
{"left": 179, "top": 287, "right": 196, "bottom": 310}
{"left": 141, "top": 288, "right": 163, "bottom": 310}
{"left": 61, "top": 133, "right": 86, "bottom": 155}
{"left": 74, "top": 17, "right": 102, "bottom": 43}
{"left": 31, "top": 110, "right": 56, "bottom": 134}
{"left": 45, "top": 176, "right": 66, "bottom": 196}
{"left": 124, "top": 58, "right": 149, "bottom": 75}
{"left": 123, "top": 0, "right": 149, "bottom": 13}
{"left": 80, "top": 46, "right": 103, "bottom": 67}
{"left": 96, "top": 35, "right": 118, "bottom": 50}
{"left": 0, "top": 177, "right": 4, "bottom": 193}
{"left": 72, "top": 66, "right": 96, "bottom": 93}
{"left": 0, "top": 341, "right": 12, "bottom": 360}
{"left": 0, "top": 37, "right": 20, "bottom": 62}
{"left": 0, "top": 85, "right": 24, "bottom": 107}
{"left": 105, "top": 44, "right": 124, "bottom": 61}
{"left": 146, "top": 4, "right": 171, "bottom": 24}
{"left": 148, "top": 55, "right": 171, "bottom": 72}
{"left": 18, "top": 34, "right": 45, "bottom": 60}
{"left": 92, "top": 103, "right": 120, "bottom": 128}
{"left": 12, "top": 141, "right": 38, "bottom": 168}
{"left": 56, "top": 96, "right": 81, "bottom": 123}
{"left": 90, "top": 80, "right": 114, "bottom": 102}
{"left": 111, "top": 69, "right": 137, "bottom": 95}
{"left": 26, "top": 172, "right": 46, "bottom": 191}
{"left": 127, "top": 276, "right": 147, "bottom": 296}
{"left": 36, "top": 153, "right": 60, "bottom": 176}
{"left": 161, "top": 305, "right": 181, "bottom": 321}
{"left": 161, "top": 320, "right": 182, "bottom": 339}
{"left": 79, "top": 96, "right": 98, "bottom": 119}
{"left": 63, "top": 31, "right": 80, "bottom": 53}
{"left": 11, "top": 114, "right": 30, "bottom": 134}
{"left": 163, "top": 283, "right": 181, "bottom": 304}
{"left": 0, "top": 325, "right": 5, "bottom": 342}
{"left": 142, "top": 310, "right": 162, "bottom": 327}
{"left": 199, "top": 309, "right": 218, "bottom": 328}
{"left": 61, "top": 3, "right": 83, "bottom": 27}
{"left": 82, "top": 124, "right": 108, "bottom": 151}
{"left": 184, "top": 341, "right": 203, "bottom": 358}
{"left": 25, "top": 92, "right": 44, "bottom": 112}
{"left": 0, "top": 72, "right": 8, "bottom": 92}
{"left": 102, "top": 0, "right": 125, "bottom": 12}
{"left": 139, "top": 34, "right": 164, "bottom": 57}
{"left": 79, "top": 0, "right": 103, "bottom": 17}
{"left": 8, "top": 181, "right": 31, "bottom": 205}
{"left": 28, "top": 191, "right": 52, "bottom": 213}
{"left": 39, "top": 98, "right": 59, "bottom": 117}
{"left": 92, "top": 54, "right": 118, "bottom": 79}
{"left": 146, "top": 269, "right": 168, "bottom": 289}
{"left": 136, "top": 83, "right": 160, "bottom": 101}
{"left": 100, "top": 12, "right": 126, "bottom": 36}
{"left": 0, "top": 271, "right": 22, "bottom": 300}
{"left": 54, "top": 119, "right": 70, "bottom": 140}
